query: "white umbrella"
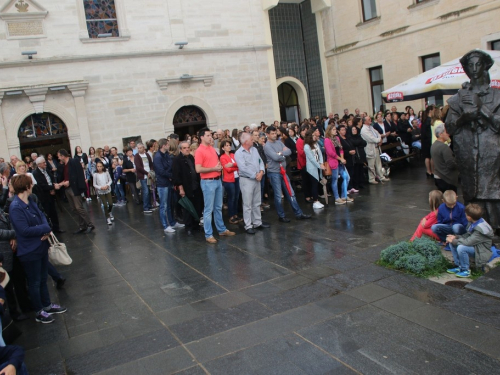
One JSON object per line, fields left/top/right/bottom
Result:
{"left": 382, "top": 49, "right": 500, "bottom": 103}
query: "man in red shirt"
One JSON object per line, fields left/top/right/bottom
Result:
{"left": 195, "top": 128, "right": 235, "bottom": 243}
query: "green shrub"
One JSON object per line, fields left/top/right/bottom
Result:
{"left": 378, "top": 236, "right": 449, "bottom": 276}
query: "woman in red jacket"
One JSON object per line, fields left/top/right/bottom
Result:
{"left": 220, "top": 139, "right": 242, "bottom": 224}
{"left": 410, "top": 190, "right": 442, "bottom": 241}
{"left": 296, "top": 124, "right": 312, "bottom": 203}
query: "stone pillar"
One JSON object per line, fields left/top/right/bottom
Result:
{"left": 311, "top": 3, "right": 332, "bottom": 112}
{"left": 25, "top": 88, "right": 48, "bottom": 114}
{"left": 68, "top": 83, "right": 91, "bottom": 153}
{"left": 0, "top": 93, "right": 10, "bottom": 158}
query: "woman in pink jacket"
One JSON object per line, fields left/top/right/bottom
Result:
{"left": 325, "top": 124, "right": 352, "bottom": 205}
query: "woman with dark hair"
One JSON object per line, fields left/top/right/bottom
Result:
{"left": 8, "top": 175, "right": 66, "bottom": 324}
{"left": 280, "top": 127, "right": 297, "bottom": 162}
{"left": 74, "top": 146, "right": 88, "bottom": 166}
{"left": 220, "top": 139, "right": 242, "bottom": 224}
{"left": 288, "top": 128, "right": 298, "bottom": 143}
{"left": 325, "top": 124, "right": 350, "bottom": 205}
{"left": 122, "top": 147, "right": 140, "bottom": 205}
{"left": 421, "top": 105, "right": 436, "bottom": 177}
{"left": 231, "top": 129, "right": 240, "bottom": 150}
{"left": 349, "top": 126, "right": 366, "bottom": 190}
{"left": 408, "top": 107, "right": 416, "bottom": 124}
{"left": 303, "top": 129, "right": 325, "bottom": 209}
{"left": 191, "top": 135, "right": 199, "bottom": 144}
{"left": 339, "top": 125, "right": 358, "bottom": 194}
{"left": 88, "top": 147, "right": 96, "bottom": 159}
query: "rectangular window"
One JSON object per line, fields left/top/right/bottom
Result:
{"left": 84, "top": 0, "right": 119, "bottom": 38}
{"left": 422, "top": 53, "right": 443, "bottom": 106}
{"left": 369, "top": 66, "right": 385, "bottom": 114}
{"left": 490, "top": 39, "right": 500, "bottom": 51}
{"left": 361, "top": 0, "right": 377, "bottom": 22}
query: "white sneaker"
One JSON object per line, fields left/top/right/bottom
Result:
{"left": 173, "top": 222, "right": 185, "bottom": 228}
{"left": 109, "top": 213, "right": 114, "bottom": 221}
{"left": 107, "top": 218, "right": 112, "bottom": 225}
{"left": 200, "top": 217, "right": 204, "bottom": 224}
{"left": 164, "top": 226, "right": 176, "bottom": 233}
{"left": 313, "top": 201, "right": 324, "bottom": 209}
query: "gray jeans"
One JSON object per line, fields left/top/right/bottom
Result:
{"left": 239, "top": 177, "right": 262, "bottom": 230}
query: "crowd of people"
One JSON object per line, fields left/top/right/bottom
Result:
{"left": 0, "top": 103, "right": 490, "bottom": 373}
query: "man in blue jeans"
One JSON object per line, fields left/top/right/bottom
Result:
{"left": 195, "top": 128, "right": 235, "bottom": 243}
{"left": 263, "top": 126, "right": 311, "bottom": 222}
{"left": 154, "top": 138, "right": 184, "bottom": 233}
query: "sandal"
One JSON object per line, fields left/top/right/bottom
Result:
{"left": 229, "top": 216, "right": 239, "bottom": 225}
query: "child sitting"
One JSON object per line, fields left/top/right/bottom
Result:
{"left": 410, "top": 190, "right": 442, "bottom": 241}
{"left": 446, "top": 204, "right": 493, "bottom": 278}
{"left": 431, "top": 190, "right": 468, "bottom": 250}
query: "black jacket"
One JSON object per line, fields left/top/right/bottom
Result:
{"left": 397, "top": 119, "right": 412, "bottom": 145}
{"left": 172, "top": 153, "right": 200, "bottom": 196}
{"left": 32, "top": 168, "right": 55, "bottom": 202}
{"left": 65, "top": 158, "right": 87, "bottom": 195}
{"left": 351, "top": 134, "right": 367, "bottom": 164}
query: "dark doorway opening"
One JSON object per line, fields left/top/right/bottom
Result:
{"left": 278, "top": 83, "right": 300, "bottom": 123}
{"left": 18, "top": 113, "right": 70, "bottom": 158}
{"left": 173, "top": 106, "right": 207, "bottom": 141}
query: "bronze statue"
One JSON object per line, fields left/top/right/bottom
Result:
{"left": 446, "top": 49, "right": 500, "bottom": 232}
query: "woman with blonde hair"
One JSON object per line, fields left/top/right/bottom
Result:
{"left": 14, "top": 161, "right": 37, "bottom": 185}
{"left": 410, "top": 190, "right": 443, "bottom": 241}
{"left": 430, "top": 106, "right": 443, "bottom": 145}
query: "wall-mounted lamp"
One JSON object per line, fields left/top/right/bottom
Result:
{"left": 180, "top": 74, "right": 193, "bottom": 79}
{"left": 21, "top": 51, "right": 37, "bottom": 59}
{"left": 175, "top": 41, "right": 188, "bottom": 49}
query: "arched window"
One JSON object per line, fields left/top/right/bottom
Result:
{"left": 18, "top": 113, "right": 68, "bottom": 140}
{"left": 173, "top": 106, "right": 207, "bottom": 140}
{"left": 278, "top": 83, "right": 300, "bottom": 123}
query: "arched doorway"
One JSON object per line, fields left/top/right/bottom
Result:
{"left": 18, "top": 113, "right": 70, "bottom": 159}
{"left": 278, "top": 82, "right": 300, "bottom": 123}
{"left": 173, "top": 106, "right": 207, "bottom": 140}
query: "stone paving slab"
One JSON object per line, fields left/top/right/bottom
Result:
{"left": 18, "top": 166, "right": 500, "bottom": 374}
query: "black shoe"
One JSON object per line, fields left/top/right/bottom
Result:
{"left": 85, "top": 225, "right": 95, "bottom": 234}
{"left": 279, "top": 217, "right": 291, "bottom": 223}
{"left": 246, "top": 228, "right": 256, "bottom": 234}
{"left": 296, "top": 214, "right": 312, "bottom": 220}
{"left": 254, "top": 222, "right": 270, "bottom": 229}
{"left": 56, "top": 278, "right": 66, "bottom": 290}
{"left": 53, "top": 229, "right": 66, "bottom": 234}
{"left": 12, "top": 313, "right": 29, "bottom": 322}
{"left": 73, "top": 228, "right": 86, "bottom": 234}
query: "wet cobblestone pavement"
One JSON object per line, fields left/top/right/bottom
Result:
{"left": 19, "top": 166, "right": 500, "bottom": 374}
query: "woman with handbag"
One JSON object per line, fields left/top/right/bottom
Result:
{"left": 325, "top": 124, "right": 352, "bottom": 205}
{"left": 8, "top": 175, "right": 66, "bottom": 324}
{"left": 303, "top": 129, "right": 326, "bottom": 209}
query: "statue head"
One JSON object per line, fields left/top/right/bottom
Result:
{"left": 460, "top": 50, "right": 494, "bottom": 82}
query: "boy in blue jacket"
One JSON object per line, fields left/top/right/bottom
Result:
{"left": 446, "top": 204, "right": 493, "bottom": 278}
{"left": 431, "top": 190, "right": 468, "bottom": 250}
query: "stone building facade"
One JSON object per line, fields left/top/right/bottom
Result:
{"left": 0, "top": 0, "right": 498, "bottom": 157}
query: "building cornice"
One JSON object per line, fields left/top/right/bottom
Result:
{"left": 0, "top": 45, "right": 272, "bottom": 69}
